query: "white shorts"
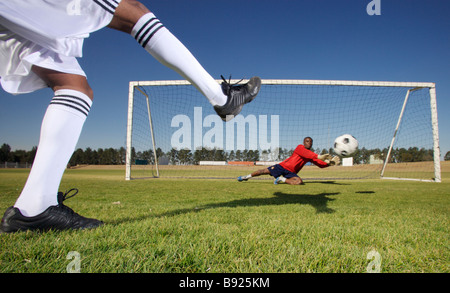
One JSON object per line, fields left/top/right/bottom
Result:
{"left": 0, "top": 0, "right": 121, "bottom": 94}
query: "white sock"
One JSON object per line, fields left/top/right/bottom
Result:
{"left": 244, "top": 174, "right": 252, "bottom": 179}
{"left": 14, "top": 89, "right": 92, "bottom": 217}
{"left": 279, "top": 177, "right": 286, "bottom": 183}
{"left": 132, "top": 12, "right": 227, "bottom": 106}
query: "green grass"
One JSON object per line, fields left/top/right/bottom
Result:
{"left": 0, "top": 168, "right": 449, "bottom": 273}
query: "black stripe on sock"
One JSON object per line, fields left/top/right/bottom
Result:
{"left": 135, "top": 17, "right": 165, "bottom": 47}
{"left": 141, "top": 24, "right": 164, "bottom": 48}
{"left": 52, "top": 98, "right": 90, "bottom": 114}
{"left": 93, "top": 0, "right": 118, "bottom": 14}
{"left": 50, "top": 102, "right": 89, "bottom": 117}
{"left": 51, "top": 95, "right": 91, "bottom": 117}
{"left": 54, "top": 95, "right": 91, "bottom": 111}
{"left": 134, "top": 18, "right": 156, "bottom": 42}
{"left": 137, "top": 19, "right": 161, "bottom": 44}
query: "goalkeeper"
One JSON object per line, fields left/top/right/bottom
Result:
{"left": 237, "top": 137, "right": 340, "bottom": 185}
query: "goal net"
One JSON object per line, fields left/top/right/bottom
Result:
{"left": 125, "top": 79, "right": 441, "bottom": 182}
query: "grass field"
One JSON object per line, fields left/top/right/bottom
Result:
{"left": 0, "top": 162, "right": 449, "bottom": 273}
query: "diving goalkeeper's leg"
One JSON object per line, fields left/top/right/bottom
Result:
{"left": 237, "top": 168, "right": 270, "bottom": 182}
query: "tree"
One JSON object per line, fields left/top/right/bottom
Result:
{"left": 445, "top": 151, "right": 450, "bottom": 161}
{"left": 28, "top": 146, "right": 37, "bottom": 164}
{"left": 178, "top": 149, "right": 193, "bottom": 165}
{"left": 69, "top": 148, "right": 85, "bottom": 166}
{"left": 0, "top": 143, "right": 11, "bottom": 162}
{"left": 102, "top": 148, "right": 117, "bottom": 164}
{"left": 142, "top": 149, "right": 154, "bottom": 164}
{"left": 118, "top": 147, "right": 126, "bottom": 165}
{"left": 227, "top": 150, "right": 235, "bottom": 161}
{"left": 235, "top": 150, "right": 242, "bottom": 161}
{"left": 245, "top": 150, "right": 259, "bottom": 161}
{"left": 193, "top": 148, "right": 203, "bottom": 164}
{"left": 84, "top": 147, "right": 94, "bottom": 164}
{"left": 155, "top": 148, "right": 164, "bottom": 161}
{"left": 168, "top": 148, "right": 178, "bottom": 165}
{"left": 213, "top": 149, "right": 226, "bottom": 161}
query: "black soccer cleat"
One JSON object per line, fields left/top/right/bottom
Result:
{"left": 214, "top": 75, "right": 261, "bottom": 121}
{"left": 0, "top": 189, "right": 103, "bottom": 233}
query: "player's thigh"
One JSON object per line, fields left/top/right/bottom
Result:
{"left": 259, "top": 168, "right": 271, "bottom": 175}
{"left": 31, "top": 66, "right": 93, "bottom": 100}
{"left": 108, "top": 0, "right": 150, "bottom": 33}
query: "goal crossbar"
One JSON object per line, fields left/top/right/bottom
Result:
{"left": 130, "top": 79, "right": 435, "bottom": 88}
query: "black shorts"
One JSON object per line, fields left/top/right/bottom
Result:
{"left": 268, "top": 164, "right": 299, "bottom": 178}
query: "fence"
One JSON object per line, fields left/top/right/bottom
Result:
{"left": 1, "top": 162, "right": 32, "bottom": 168}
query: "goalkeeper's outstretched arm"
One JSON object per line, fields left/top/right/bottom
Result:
{"left": 314, "top": 154, "right": 341, "bottom": 168}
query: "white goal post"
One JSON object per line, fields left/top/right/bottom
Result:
{"left": 126, "top": 79, "right": 441, "bottom": 182}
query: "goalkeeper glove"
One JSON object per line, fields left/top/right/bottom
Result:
{"left": 328, "top": 156, "right": 341, "bottom": 166}
{"left": 317, "top": 154, "right": 332, "bottom": 162}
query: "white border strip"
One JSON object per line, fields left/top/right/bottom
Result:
{"left": 131, "top": 79, "right": 435, "bottom": 88}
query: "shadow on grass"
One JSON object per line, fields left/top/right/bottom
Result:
{"left": 109, "top": 191, "right": 340, "bottom": 225}
{"left": 305, "top": 180, "right": 350, "bottom": 185}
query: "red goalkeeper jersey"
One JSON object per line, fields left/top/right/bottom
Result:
{"left": 279, "top": 144, "right": 329, "bottom": 174}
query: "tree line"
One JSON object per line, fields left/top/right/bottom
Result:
{"left": 1, "top": 143, "right": 445, "bottom": 167}
{"left": 1, "top": 144, "right": 37, "bottom": 164}
{"left": 122, "top": 146, "right": 441, "bottom": 165}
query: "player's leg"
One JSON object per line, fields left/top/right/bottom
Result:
{"left": 31, "top": 66, "right": 93, "bottom": 99}
{"left": 238, "top": 168, "right": 270, "bottom": 181}
{"left": 108, "top": 0, "right": 261, "bottom": 121}
{"left": 251, "top": 168, "right": 271, "bottom": 177}
{"left": 107, "top": 0, "right": 227, "bottom": 106}
{"left": 283, "top": 177, "right": 303, "bottom": 185}
{"left": 273, "top": 168, "right": 303, "bottom": 185}
{"left": 273, "top": 173, "right": 303, "bottom": 185}
{"left": 1, "top": 67, "right": 102, "bottom": 232}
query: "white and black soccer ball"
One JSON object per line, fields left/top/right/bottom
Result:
{"left": 333, "top": 134, "right": 358, "bottom": 157}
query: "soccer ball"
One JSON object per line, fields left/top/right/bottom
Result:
{"left": 333, "top": 134, "right": 358, "bottom": 156}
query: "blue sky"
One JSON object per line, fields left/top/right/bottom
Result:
{"left": 1, "top": 0, "right": 449, "bottom": 158}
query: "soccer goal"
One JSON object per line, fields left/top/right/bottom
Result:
{"left": 125, "top": 79, "right": 441, "bottom": 182}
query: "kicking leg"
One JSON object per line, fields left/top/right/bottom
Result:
{"left": 108, "top": 0, "right": 226, "bottom": 107}
{"left": 108, "top": 0, "right": 261, "bottom": 121}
